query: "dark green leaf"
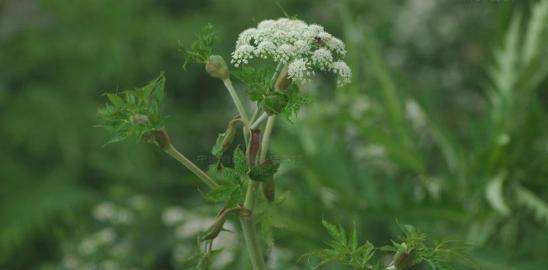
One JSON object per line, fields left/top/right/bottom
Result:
{"left": 249, "top": 161, "right": 279, "bottom": 182}
{"left": 233, "top": 148, "right": 247, "bottom": 174}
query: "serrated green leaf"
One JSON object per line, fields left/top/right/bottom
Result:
{"left": 233, "top": 148, "right": 247, "bottom": 174}
{"left": 249, "top": 161, "right": 280, "bottom": 182}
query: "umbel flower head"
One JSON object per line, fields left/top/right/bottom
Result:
{"left": 231, "top": 18, "right": 352, "bottom": 87}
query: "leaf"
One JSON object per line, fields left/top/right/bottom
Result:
{"left": 321, "top": 219, "right": 346, "bottom": 244}
{"left": 98, "top": 73, "right": 166, "bottom": 145}
{"left": 181, "top": 24, "right": 218, "bottom": 69}
{"left": 233, "top": 148, "right": 247, "bottom": 175}
{"left": 248, "top": 161, "right": 280, "bottom": 182}
{"left": 204, "top": 184, "right": 239, "bottom": 203}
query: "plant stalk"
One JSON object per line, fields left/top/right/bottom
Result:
{"left": 223, "top": 78, "right": 251, "bottom": 144}
{"left": 240, "top": 181, "right": 265, "bottom": 270}
{"left": 239, "top": 115, "right": 276, "bottom": 270}
{"left": 164, "top": 144, "right": 219, "bottom": 189}
{"left": 239, "top": 63, "right": 285, "bottom": 270}
{"left": 250, "top": 112, "right": 268, "bottom": 129}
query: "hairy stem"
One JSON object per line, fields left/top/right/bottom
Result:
{"left": 164, "top": 144, "right": 219, "bottom": 189}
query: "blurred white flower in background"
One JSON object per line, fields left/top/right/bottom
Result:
{"left": 162, "top": 206, "right": 187, "bottom": 226}
{"left": 405, "top": 99, "right": 427, "bottom": 130}
{"left": 92, "top": 202, "right": 134, "bottom": 225}
{"left": 92, "top": 202, "right": 115, "bottom": 222}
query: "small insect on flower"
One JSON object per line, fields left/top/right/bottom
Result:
{"left": 231, "top": 18, "right": 352, "bottom": 86}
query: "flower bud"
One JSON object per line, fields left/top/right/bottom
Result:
{"left": 262, "top": 92, "right": 288, "bottom": 116}
{"left": 144, "top": 128, "right": 171, "bottom": 150}
{"left": 222, "top": 118, "right": 239, "bottom": 150}
{"left": 205, "top": 55, "right": 229, "bottom": 80}
{"left": 247, "top": 129, "right": 261, "bottom": 165}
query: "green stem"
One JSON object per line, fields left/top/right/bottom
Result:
{"left": 239, "top": 116, "right": 276, "bottom": 270}
{"left": 164, "top": 144, "right": 219, "bottom": 189}
{"left": 223, "top": 78, "right": 251, "bottom": 144}
{"left": 259, "top": 116, "right": 276, "bottom": 163}
{"left": 240, "top": 181, "right": 265, "bottom": 270}
{"left": 250, "top": 112, "right": 268, "bottom": 130}
{"left": 239, "top": 64, "right": 284, "bottom": 270}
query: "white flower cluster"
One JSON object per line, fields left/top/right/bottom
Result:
{"left": 231, "top": 18, "right": 352, "bottom": 86}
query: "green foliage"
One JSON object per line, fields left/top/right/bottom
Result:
{"left": 382, "top": 225, "right": 472, "bottom": 270}
{"left": 233, "top": 67, "right": 273, "bottom": 101}
{"left": 205, "top": 166, "right": 245, "bottom": 207}
{"left": 304, "top": 220, "right": 375, "bottom": 269}
{"left": 97, "top": 74, "right": 166, "bottom": 145}
{"left": 281, "top": 84, "right": 310, "bottom": 122}
{"left": 181, "top": 24, "right": 218, "bottom": 70}
{"left": 4, "top": 0, "right": 548, "bottom": 269}
{"left": 249, "top": 160, "right": 280, "bottom": 182}
{"left": 234, "top": 67, "right": 309, "bottom": 119}
{"left": 233, "top": 147, "right": 248, "bottom": 175}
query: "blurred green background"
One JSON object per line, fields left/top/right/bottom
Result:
{"left": 1, "top": 0, "right": 547, "bottom": 269}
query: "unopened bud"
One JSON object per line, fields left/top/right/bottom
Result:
{"left": 247, "top": 129, "right": 261, "bottom": 165}
{"left": 144, "top": 128, "right": 171, "bottom": 150}
{"left": 205, "top": 55, "right": 229, "bottom": 80}
{"left": 222, "top": 118, "right": 239, "bottom": 150}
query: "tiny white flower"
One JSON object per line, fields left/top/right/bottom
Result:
{"left": 231, "top": 44, "right": 255, "bottom": 67}
{"left": 273, "top": 43, "right": 295, "bottom": 63}
{"left": 331, "top": 61, "right": 352, "bottom": 86}
{"left": 311, "top": 48, "right": 333, "bottom": 70}
{"left": 326, "top": 37, "right": 346, "bottom": 57}
{"left": 293, "top": 40, "right": 310, "bottom": 55}
{"left": 288, "top": 58, "right": 313, "bottom": 82}
{"left": 236, "top": 28, "right": 257, "bottom": 47}
{"left": 257, "top": 19, "right": 275, "bottom": 29}
{"left": 255, "top": 41, "right": 276, "bottom": 59}
{"left": 307, "top": 24, "right": 325, "bottom": 36}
